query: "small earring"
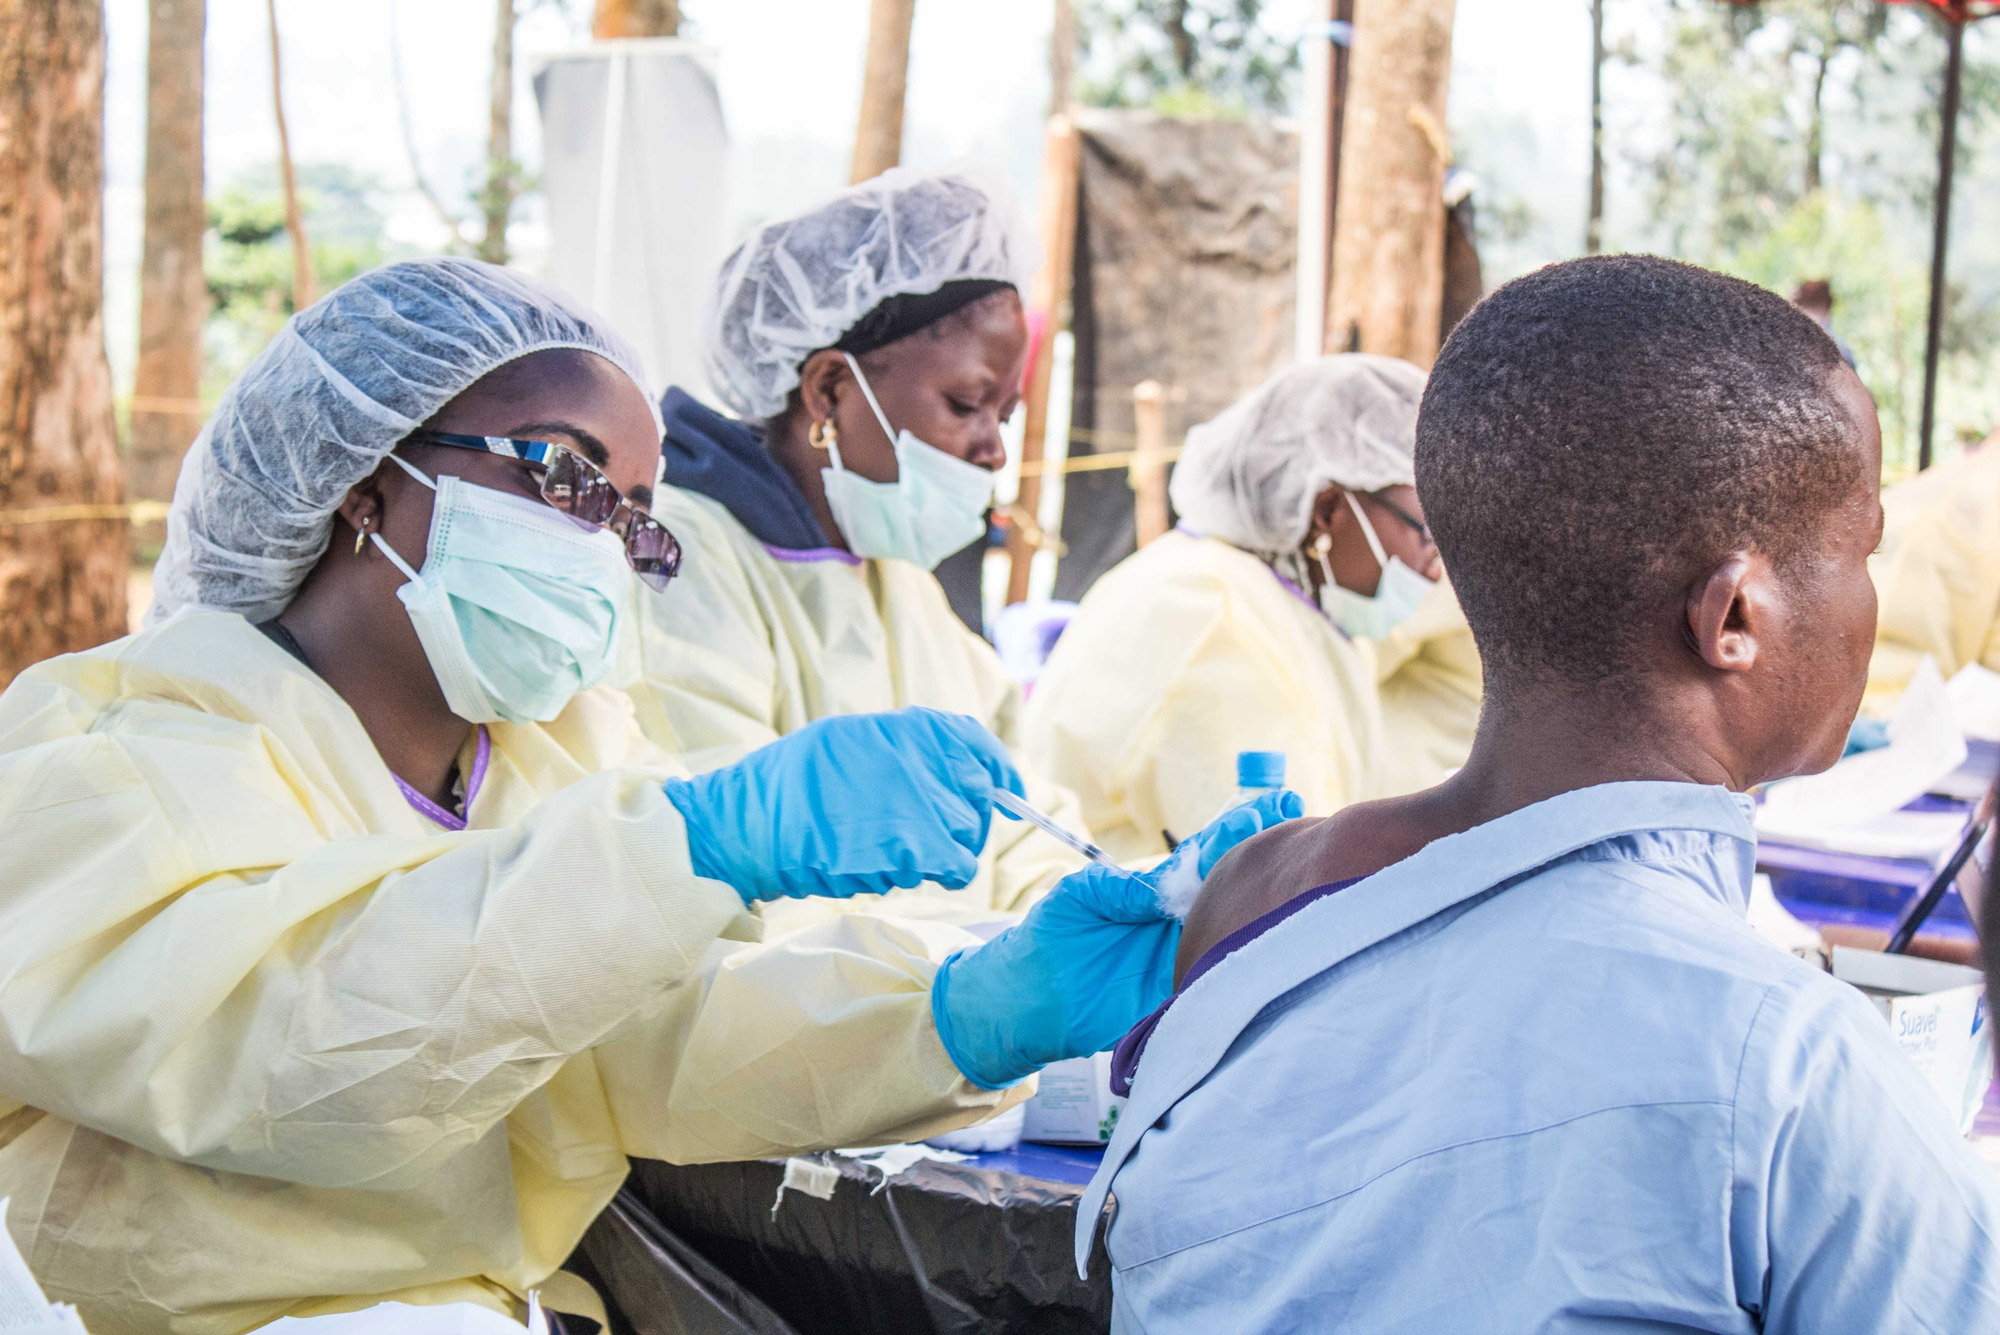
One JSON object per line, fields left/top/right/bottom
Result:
{"left": 808, "top": 418, "right": 837, "bottom": 452}
{"left": 1311, "top": 531, "right": 1332, "bottom": 558}
{"left": 353, "top": 518, "right": 369, "bottom": 555}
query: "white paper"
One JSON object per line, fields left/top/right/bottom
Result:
{"left": 1746, "top": 874, "right": 1826, "bottom": 961}
{"left": 835, "top": 1142, "right": 973, "bottom": 1194}
{"left": 1759, "top": 657, "right": 1966, "bottom": 852}
{"left": 770, "top": 1156, "right": 841, "bottom": 1217}
{"left": 252, "top": 1304, "right": 526, "bottom": 1335}
{"left": 1948, "top": 663, "right": 2000, "bottom": 742}
{"left": 0, "top": 1201, "right": 53, "bottom": 1335}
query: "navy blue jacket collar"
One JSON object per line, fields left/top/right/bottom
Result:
{"left": 658, "top": 387, "right": 830, "bottom": 551}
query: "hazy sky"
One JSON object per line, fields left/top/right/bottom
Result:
{"left": 89, "top": 0, "right": 1682, "bottom": 382}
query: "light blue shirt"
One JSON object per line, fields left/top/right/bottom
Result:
{"left": 1078, "top": 782, "right": 2000, "bottom": 1333}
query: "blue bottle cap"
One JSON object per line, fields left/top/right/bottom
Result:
{"left": 1236, "top": 750, "right": 1286, "bottom": 788}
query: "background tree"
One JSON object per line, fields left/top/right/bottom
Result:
{"left": 1637, "top": 0, "right": 2000, "bottom": 470}
{"left": 0, "top": 0, "right": 130, "bottom": 684}
{"left": 480, "top": 0, "right": 517, "bottom": 262}
{"left": 130, "top": 0, "right": 207, "bottom": 508}
{"left": 1078, "top": 0, "right": 1299, "bottom": 115}
{"left": 592, "top": 0, "right": 678, "bottom": 37}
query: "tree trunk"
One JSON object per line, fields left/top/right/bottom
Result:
{"left": 1048, "top": 0, "right": 1074, "bottom": 114}
{"left": 0, "top": 0, "right": 130, "bottom": 685}
{"left": 591, "top": 0, "right": 678, "bottom": 38}
{"left": 1805, "top": 48, "right": 1828, "bottom": 195}
{"left": 130, "top": 0, "right": 206, "bottom": 506}
{"left": 1326, "top": 0, "right": 1456, "bottom": 368}
{"left": 479, "top": 0, "right": 513, "bottom": 264}
{"left": 851, "top": 0, "right": 916, "bottom": 183}
{"left": 265, "top": 0, "right": 311, "bottom": 307}
{"left": 1165, "top": 0, "right": 1194, "bottom": 81}
{"left": 1586, "top": 0, "right": 1605, "bottom": 252}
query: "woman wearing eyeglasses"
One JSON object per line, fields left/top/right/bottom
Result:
{"left": 0, "top": 259, "right": 1290, "bottom": 1335}
{"left": 1024, "top": 354, "right": 1476, "bottom": 860}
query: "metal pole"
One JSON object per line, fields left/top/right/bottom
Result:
{"left": 1586, "top": 0, "right": 1605, "bottom": 253}
{"left": 1919, "top": 15, "right": 1965, "bottom": 472}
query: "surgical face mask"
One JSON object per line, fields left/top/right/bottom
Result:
{"left": 1316, "top": 490, "right": 1435, "bottom": 640}
{"left": 821, "top": 353, "right": 995, "bottom": 569}
{"left": 371, "top": 454, "right": 632, "bottom": 723}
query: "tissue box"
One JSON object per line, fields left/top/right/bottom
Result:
{"left": 1832, "top": 946, "right": 1992, "bottom": 1133}
{"left": 1022, "top": 1052, "right": 1124, "bottom": 1145}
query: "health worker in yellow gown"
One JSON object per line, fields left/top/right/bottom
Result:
{"left": 1024, "top": 354, "right": 1478, "bottom": 861}
{"left": 0, "top": 259, "right": 1288, "bottom": 1335}
{"left": 626, "top": 166, "right": 1090, "bottom": 922}
{"left": 1865, "top": 433, "right": 2000, "bottom": 711}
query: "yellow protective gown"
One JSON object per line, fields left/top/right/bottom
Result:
{"left": 1867, "top": 443, "right": 2000, "bottom": 711}
{"left": 0, "top": 611, "right": 1019, "bottom": 1335}
{"left": 1371, "top": 575, "right": 1484, "bottom": 792}
{"left": 1021, "top": 529, "right": 1389, "bottom": 862}
{"left": 626, "top": 485, "right": 1086, "bottom": 924}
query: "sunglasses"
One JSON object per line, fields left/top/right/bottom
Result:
{"left": 405, "top": 430, "right": 682, "bottom": 590}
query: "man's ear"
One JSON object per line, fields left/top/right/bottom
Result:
{"left": 796, "top": 349, "right": 849, "bottom": 425}
{"left": 1686, "top": 552, "right": 1774, "bottom": 673}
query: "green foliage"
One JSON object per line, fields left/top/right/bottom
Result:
{"left": 202, "top": 164, "right": 398, "bottom": 396}
{"left": 1078, "top": 0, "right": 1297, "bottom": 116}
{"left": 1706, "top": 193, "right": 2000, "bottom": 475}
{"left": 1634, "top": 1, "right": 2000, "bottom": 470}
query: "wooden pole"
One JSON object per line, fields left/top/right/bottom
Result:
{"left": 1918, "top": 14, "right": 1965, "bottom": 472}
{"left": 265, "top": 0, "right": 313, "bottom": 308}
{"left": 1586, "top": 0, "right": 1605, "bottom": 253}
{"left": 1005, "top": 115, "right": 1081, "bottom": 605}
{"left": 1130, "top": 380, "right": 1169, "bottom": 548}
{"left": 131, "top": 0, "right": 207, "bottom": 506}
{"left": 1295, "top": 0, "right": 1353, "bottom": 360}
{"left": 0, "top": 0, "right": 130, "bottom": 681}
{"left": 478, "top": 0, "right": 514, "bottom": 264}
{"left": 851, "top": 0, "right": 917, "bottom": 183}
{"left": 1048, "top": 0, "right": 1075, "bottom": 114}
{"left": 1326, "top": 0, "right": 1456, "bottom": 368}
{"left": 591, "top": 0, "right": 679, "bottom": 38}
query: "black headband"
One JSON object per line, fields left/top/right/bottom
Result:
{"left": 832, "top": 278, "right": 1016, "bottom": 356}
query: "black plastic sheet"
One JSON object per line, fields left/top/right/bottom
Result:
{"left": 596, "top": 1153, "right": 1112, "bottom": 1335}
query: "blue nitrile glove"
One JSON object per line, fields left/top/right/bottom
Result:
{"left": 664, "top": 707, "right": 1024, "bottom": 905}
{"left": 1844, "top": 715, "right": 1890, "bottom": 756}
{"left": 931, "top": 789, "right": 1303, "bottom": 1089}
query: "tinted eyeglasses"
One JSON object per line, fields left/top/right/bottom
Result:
{"left": 405, "top": 430, "right": 682, "bottom": 590}
{"left": 1365, "top": 491, "right": 1433, "bottom": 549}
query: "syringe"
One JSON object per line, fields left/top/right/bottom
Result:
{"left": 991, "top": 788, "right": 1121, "bottom": 870}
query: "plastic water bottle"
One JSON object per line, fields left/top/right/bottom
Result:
{"left": 1217, "top": 750, "right": 1287, "bottom": 819}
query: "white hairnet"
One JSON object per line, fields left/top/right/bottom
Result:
{"left": 1169, "top": 354, "right": 1427, "bottom": 556}
{"left": 705, "top": 164, "right": 1036, "bottom": 419}
{"left": 150, "top": 257, "right": 659, "bottom": 626}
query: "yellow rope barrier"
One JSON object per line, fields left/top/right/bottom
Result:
{"left": 0, "top": 500, "right": 173, "bottom": 528}
{"left": 1017, "top": 444, "right": 1185, "bottom": 478}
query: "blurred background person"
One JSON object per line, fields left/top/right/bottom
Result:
{"left": 1024, "top": 355, "right": 1479, "bottom": 862}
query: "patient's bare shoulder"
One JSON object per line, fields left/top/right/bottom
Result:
{"left": 1174, "top": 793, "right": 1443, "bottom": 986}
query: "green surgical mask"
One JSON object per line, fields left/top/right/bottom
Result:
{"left": 1317, "top": 490, "right": 1434, "bottom": 640}
{"left": 373, "top": 455, "right": 631, "bottom": 723}
{"left": 820, "top": 353, "right": 995, "bottom": 570}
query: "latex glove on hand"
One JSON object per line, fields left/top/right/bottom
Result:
{"left": 931, "top": 789, "right": 1302, "bottom": 1089}
{"left": 664, "top": 707, "right": 1024, "bottom": 905}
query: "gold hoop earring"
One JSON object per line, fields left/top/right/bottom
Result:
{"left": 353, "top": 518, "right": 370, "bottom": 555}
{"left": 808, "top": 418, "right": 837, "bottom": 452}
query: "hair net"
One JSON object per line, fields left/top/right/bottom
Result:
{"left": 705, "top": 164, "right": 1036, "bottom": 420}
{"left": 1168, "top": 354, "right": 1427, "bottom": 556}
{"left": 150, "top": 257, "right": 659, "bottom": 626}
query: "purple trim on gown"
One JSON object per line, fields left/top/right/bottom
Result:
{"left": 1111, "top": 876, "right": 1363, "bottom": 1096}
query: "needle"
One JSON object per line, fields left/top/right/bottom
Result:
{"left": 991, "top": 788, "right": 1120, "bottom": 869}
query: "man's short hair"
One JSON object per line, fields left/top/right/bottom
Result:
{"left": 1416, "top": 255, "right": 1863, "bottom": 689}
